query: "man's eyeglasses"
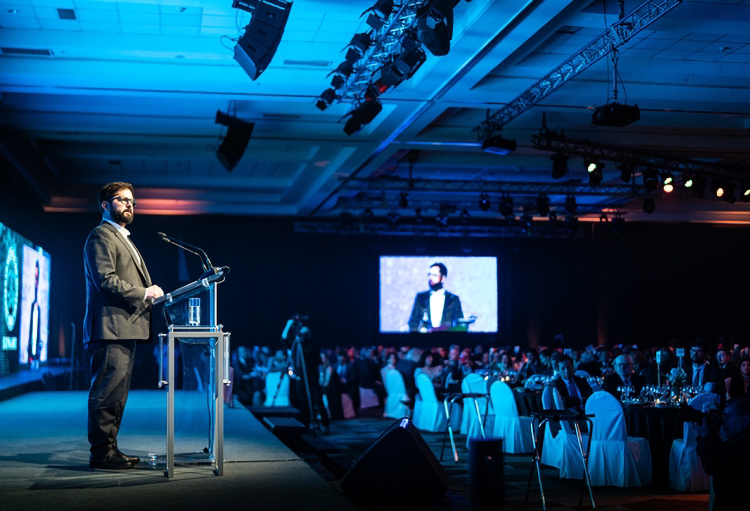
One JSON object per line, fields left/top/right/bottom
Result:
{"left": 111, "top": 196, "right": 137, "bottom": 207}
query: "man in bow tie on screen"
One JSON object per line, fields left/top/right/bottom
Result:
{"left": 83, "top": 182, "right": 164, "bottom": 470}
{"left": 408, "top": 262, "right": 463, "bottom": 333}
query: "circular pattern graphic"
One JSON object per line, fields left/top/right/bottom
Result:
{"left": 4, "top": 245, "right": 19, "bottom": 332}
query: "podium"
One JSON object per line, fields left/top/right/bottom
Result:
{"left": 153, "top": 269, "right": 230, "bottom": 478}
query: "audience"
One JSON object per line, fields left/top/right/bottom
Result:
{"left": 725, "top": 355, "right": 750, "bottom": 399}
{"left": 602, "top": 354, "right": 646, "bottom": 400}
{"left": 551, "top": 355, "right": 593, "bottom": 411}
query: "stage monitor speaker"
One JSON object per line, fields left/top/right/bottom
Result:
{"left": 340, "top": 417, "right": 447, "bottom": 509}
{"left": 234, "top": 0, "right": 293, "bottom": 80}
{"left": 215, "top": 110, "right": 255, "bottom": 172}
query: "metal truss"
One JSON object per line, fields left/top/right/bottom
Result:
{"left": 532, "top": 130, "right": 750, "bottom": 182}
{"left": 474, "top": 0, "right": 683, "bottom": 138}
{"left": 337, "top": 1, "right": 424, "bottom": 104}
{"left": 294, "top": 221, "right": 586, "bottom": 238}
{"left": 331, "top": 195, "right": 629, "bottom": 216}
{"left": 340, "top": 176, "right": 645, "bottom": 196}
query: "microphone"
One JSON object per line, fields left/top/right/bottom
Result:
{"left": 157, "top": 232, "right": 213, "bottom": 272}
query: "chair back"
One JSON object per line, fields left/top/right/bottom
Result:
{"left": 585, "top": 391, "right": 627, "bottom": 441}
{"left": 683, "top": 392, "right": 721, "bottom": 442}
{"left": 264, "top": 371, "right": 289, "bottom": 406}
{"left": 463, "top": 373, "right": 490, "bottom": 412}
{"left": 416, "top": 373, "right": 438, "bottom": 404}
{"left": 384, "top": 368, "right": 407, "bottom": 397}
{"left": 489, "top": 381, "right": 519, "bottom": 418}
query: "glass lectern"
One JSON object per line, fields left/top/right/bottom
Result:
{"left": 153, "top": 269, "right": 230, "bottom": 478}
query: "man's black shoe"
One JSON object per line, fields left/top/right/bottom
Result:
{"left": 89, "top": 453, "right": 135, "bottom": 470}
{"left": 115, "top": 449, "right": 140, "bottom": 465}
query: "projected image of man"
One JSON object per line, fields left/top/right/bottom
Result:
{"left": 408, "top": 263, "right": 463, "bottom": 332}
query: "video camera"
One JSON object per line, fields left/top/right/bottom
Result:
{"left": 678, "top": 402, "right": 724, "bottom": 432}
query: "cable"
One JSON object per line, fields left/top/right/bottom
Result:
{"left": 219, "top": 35, "right": 238, "bottom": 52}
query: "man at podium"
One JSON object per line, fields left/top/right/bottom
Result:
{"left": 83, "top": 182, "right": 164, "bottom": 470}
{"left": 408, "top": 262, "right": 463, "bottom": 332}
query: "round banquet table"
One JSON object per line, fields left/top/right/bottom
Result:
{"left": 623, "top": 404, "right": 683, "bottom": 487}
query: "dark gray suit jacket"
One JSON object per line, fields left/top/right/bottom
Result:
{"left": 83, "top": 221, "right": 153, "bottom": 346}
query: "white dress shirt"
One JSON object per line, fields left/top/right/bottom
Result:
{"left": 429, "top": 289, "right": 446, "bottom": 328}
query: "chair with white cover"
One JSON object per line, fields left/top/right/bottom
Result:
{"left": 489, "top": 381, "right": 533, "bottom": 453}
{"left": 413, "top": 373, "right": 447, "bottom": 432}
{"left": 575, "top": 370, "right": 590, "bottom": 378}
{"left": 538, "top": 385, "right": 590, "bottom": 479}
{"left": 383, "top": 368, "right": 411, "bottom": 419}
{"left": 461, "top": 374, "right": 494, "bottom": 443}
{"left": 359, "top": 387, "right": 380, "bottom": 409}
{"left": 669, "top": 392, "right": 720, "bottom": 491}
{"left": 585, "top": 391, "right": 652, "bottom": 487}
{"left": 263, "top": 372, "right": 290, "bottom": 406}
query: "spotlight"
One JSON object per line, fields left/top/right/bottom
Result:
{"left": 662, "top": 171, "right": 675, "bottom": 193}
{"left": 642, "top": 168, "right": 658, "bottom": 192}
{"left": 331, "top": 75, "right": 345, "bottom": 89}
{"left": 362, "top": 0, "right": 394, "bottom": 30}
{"left": 316, "top": 88, "right": 337, "bottom": 111}
{"left": 536, "top": 195, "right": 550, "bottom": 217}
{"left": 587, "top": 164, "right": 603, "bottom": 186}
{"left": 373, "top": 31, "right": 426, "bottom": 90}
{"left": 481, "top": 135, "right": 517, "bottom": 155}
{"left": 386, "top": 210, "right": 400, "bottom": 227}
{"left": 682, "top": 173, "right": 694, "bottom": 188}
{"left": 585, "top": 160, "right": 603, "bottom": 174}
{"left": 347, "top": 32, "right": 371, "bottom": 54}
{"left": 344, "top": 48, "right": 361, "bottom": 64}
{"left": 643, "top": 196, "right": 655, "bottom": 214}
{"left": 416, "top": 0, "right": 460, "bottom": 57}
{"left": 362, "top": 208, "right": 374, "bottom": 222}
{"left": 232, "top": 0, "right": 293, "bottom": 81}
{"left": 663, "top": 182, "right": 674, "bottom": 194}
{"left": 329, "top": 60, "right": 354, "bottom": 79}
{"left": 742, "top": 184, "right": 750, "bottom": 202}
{"left": 712, "top": 179, "right": 725, "bottom": 198}
{"left": 398, "top": 191, "right": 409, "bottom": 209}
{"left": 691, "top": 176, "right": 706, "bottom": 198}
{"left": 499, "top": 196, "right": 514, "bottom": 218}
{"left": 618, "top": 162, "right": 634, "bottom": 183}
{"left": 551, "top": 153, "right": 569, "bottom": 179}
{"left": 478, "top": 193, "right": 491, "bottom": 212}
{"left": 214, "top": 110, "right": 255, "bottom": 172}
{"left": 600, "top": 213, "right": 608, "bottom": 223}
{"left": 565, "top": 195, "right": 577, "bottom": 214}
{"left": 521, "top": 213, "right": 533, "bottom": 233}
{"left": 343, "top": 98, "right": 382, "bottom": 135}
{"left": 723, "top": 182, "right": 736, "bottom": 204}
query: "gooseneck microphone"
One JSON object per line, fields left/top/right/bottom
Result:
{"left": 157, "top": 232, "right": 213, "bottom": 272}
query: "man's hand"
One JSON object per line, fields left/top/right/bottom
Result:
{"left": 145, "top": 285, "right": 164, "bottom": 301}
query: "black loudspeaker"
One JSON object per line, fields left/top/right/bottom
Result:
{"left": 234, "top": 0, "right": 292, "bottom": 80}
{"left": 340, "top": 417, "right": 448, "bottom": 509}
{"left": 215, "top": 110, "right": 255, "bottom": 172}
{"left": 469, "top": 438, "right": 503, "bottom": 511}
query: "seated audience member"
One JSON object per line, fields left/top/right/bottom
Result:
{"left": 396, "top": 348, "right": 421, "bottom": 405}
{"left": 519, "top": 348, "right": 541, "bottom": 380}
{"left": 602, "top": 354, "right": 646, "bottom": 400}
{"left": 595, "top": 347, "right": 612, "bottom": 375}
{"left": 458, "top": 351, "right": 474, "bottom": 376}
{"left": 415, "top": 350, "right": 441, "bottom": 380}
{"left": 576, "top": 350, "right": 601, "bottom": 377}
{"left": 333, "top": 350, "right": 360, "bottom": 414}
{"left": 632, "top": 350, "right": 658, "bottom": 384}
{"left": 319, "top": 352, "right": 341, "bottom": 420}
{"left": 230, "top": 346, "right": 255, "bottom": 406}
{"left": 686, "top": 339, "right": 720, "bottom": 392}
{"left": 489, "top": 351, "right": 513, "bottom": 376}
{"left": 537, "top": 349, "right": 555, "bottom": 376}
{"left": 268, "top": 350, "right": 289, "bottom": 373}
{"left": 696, "top": 399, "right": 750, "bottom": 511}
{"left": 438, "top": 345, "right": 463, "bottom": 389}
{"left": 356, "top": 347, "right": 377, "bottom": 391}
{"left": 552, "top": 355, "right": 593, "bottom": 411}
{"left": 716, "top": 348, "right": 740, "bottom": 386}
{"left": 725, "top": 356, "right": 750, "bottom": 399}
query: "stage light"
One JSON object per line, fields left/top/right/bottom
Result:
{"left": 362, "top": 208, "right": 374, "bottom": 222}
{"left": 347, "top": 33, "right": 371, "bottom": 54}
{"left": 723, "top": 182, "right": 736, "bottom": 204}
{"left": 691, "top": 176, "right": 706, "bottom": 198}
{"left": 398, "top": 191, "right": 409, "bottom": 209}
{"left": 362, "top": 0, "right": 394, "bottom": 30}
{"left": 642, "top": 168, "right": 658, "bottom": 192}
{"left": 343, "top": 98, "right": 382, "bottom": 135}
{"left": 551, "top": 153, "right": 569, "bottom": 179}
{"left": 331, "top": 75, "right": 345, "bottom": 89}
{"left": 565, "top": 195, "right": 577, "bottom": 214}
{"left": 682, "top": 173, "right": 694, "bottom": 188}
{"left": 643, "top": 196, "right": 655, "bottom": 214}
{"left": 521, "top": 213, "right": 533, "bottom": 233}
{"left": 499, "top": 196, "right": 514, "bottom": 218}
{"left": 712, "top": 179, "right": 724, "bottom": 198}
{"left": 481, "top": 135, "right": 517, "bottom": 155}
{"left": 316, "top": 88, "right": 336, "bottom": 111}
{"left": 618, "top": 162, "right": 634, "bottom": 183}
{"left": 587, "top": 163, "right": 603, "bottom": 186}
{"left": 662, "top": 172, "right": 674, "bottom": 193}
{"left": 600, "top": 213, "right": 608, "bottom": 223}
{"left": 536, "top": 195, "right": 550, "bottom": 217}
{"left": 232, "top": 0, "right": 293, "bottom": 81}
{"left": 478, "top": 193, "right": 491, "bottom": 212}
{"left": 416, "top": 0, "right": 460, "bottom": 57}
{"left": 344, "top": 48, "right": 361, "bottom": 64}
{"left": 585, "top": 160, "right": 603, "bottom": 174}
{"left": 743, "top": 184, "right": 750, "bottom": 203}
{"left": 329, "top": 60, "right": 354, "bottom": 79}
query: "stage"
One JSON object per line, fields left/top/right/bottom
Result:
{"left": 0, "top": 390, "right": 355, "bottom": 511}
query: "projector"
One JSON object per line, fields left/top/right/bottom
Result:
{"left": 591, "top": 103, "right": 640, "bottom": 127}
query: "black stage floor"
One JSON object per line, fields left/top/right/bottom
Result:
{"left": 0, "top": 391, "right": 355, "bottom": 511}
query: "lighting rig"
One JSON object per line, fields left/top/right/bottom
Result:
{"left": 317, "top": 0, "right": 464, "bottom": 134}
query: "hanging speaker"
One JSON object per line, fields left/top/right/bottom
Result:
{"left": 233, "top": 0, "right": 293, "bottom": 80}
{"left": 340, "top": 417, "right": 448, "bottom": 509}
{"left": 215, "top": 110, "right": 255, "bottom": 172}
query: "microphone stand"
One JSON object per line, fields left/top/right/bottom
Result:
{"left": 158, "top": 232, "right": 221, "bottom": 278}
